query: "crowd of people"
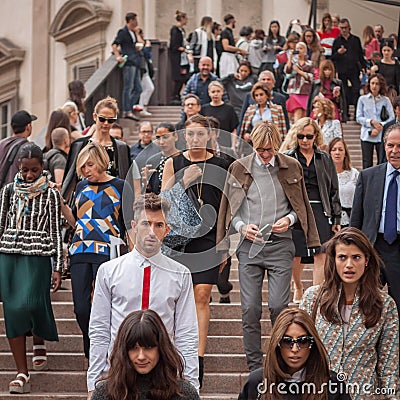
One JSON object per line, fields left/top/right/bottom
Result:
{"left": 0, "top": 8, "right": 400, "bottom": 400}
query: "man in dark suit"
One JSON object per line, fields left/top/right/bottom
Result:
{"left": 350, "top": 124, "right": 400, "bottom": 310}
{"left": 112, "top": 12, "right": 144, "bottom": 121}
{"left": 237, "top": 70, "right": 289, "bottom": 137}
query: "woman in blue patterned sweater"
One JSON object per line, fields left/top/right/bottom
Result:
{"left": 68, "top": 142, "right": 130, "bottom": 359}
{"left": 301, "top": 227, "right": 399, "bottom": 400}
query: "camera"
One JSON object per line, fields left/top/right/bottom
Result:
{"left": 293, "top": 50, "right": 300, "bottom": 55}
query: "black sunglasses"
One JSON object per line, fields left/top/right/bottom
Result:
{"left": 279, "top": 335, "right": 314, "bottom": 350}
{"left": 96, "top": 114, "right": 118, "bottom": 124}
{"left": 297, "top": 134, "right": 315, "bottom": 140}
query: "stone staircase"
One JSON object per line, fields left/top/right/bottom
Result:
{"left": 0, "top": 257, "right": 313, "bottom": 399}
{"left": 0, "top": 105, "right": 363, "bottom": 399}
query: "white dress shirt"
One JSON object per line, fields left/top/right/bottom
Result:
{"left": 87, "top": 248, "right": 199, "bottom": 391}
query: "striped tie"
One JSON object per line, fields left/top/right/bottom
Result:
{"left": 141, "top": 265, "right": 151, "bottom": 310}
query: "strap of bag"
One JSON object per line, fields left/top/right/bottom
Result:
{"left": 0, "top": 144, "right": 21, "bottom": 188}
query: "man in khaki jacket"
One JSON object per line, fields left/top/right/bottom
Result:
{"left": 216, "top": 121, "right": 319, "bottom": 371}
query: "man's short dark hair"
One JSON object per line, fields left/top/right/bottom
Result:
{"left": 183, "top": 94, "right": 200, "bottom": 105}
{"left": 125, "top": 12, "right": 137, "bottom": 23}
{"left": 224, "top": 14, "right": 235, "bottom": 24}
{"left": 133, "top": 193, "right": 170, "bottom": 221}
{"left": 339, "top": 18, "right": 350, "bottom": 26}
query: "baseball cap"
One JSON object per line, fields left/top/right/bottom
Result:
{"left": 11, "top": 110, "right": 37, "bottom": 130}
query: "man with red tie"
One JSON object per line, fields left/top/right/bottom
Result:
{"left": 87, "top": 193, "right": 199, "bottom": 397}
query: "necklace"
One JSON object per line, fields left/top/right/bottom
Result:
{"left": 188, "top": 150, "right": 207, "bottom": 207}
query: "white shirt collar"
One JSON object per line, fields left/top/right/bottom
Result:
{"left": 131, "top": 247, "right": 164, "bottom": 268}
{"left": 254, "top": 154, "right": 275, "bottom": 167}
{"left": 386, "top": 162, "right": 400, "bottom": 177}
{"left": 287, "top": 367, "right": 306, "bottom": 382}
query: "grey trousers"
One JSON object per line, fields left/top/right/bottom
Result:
{"left": 237, "top": 237, "right": 295, "bottom": 371}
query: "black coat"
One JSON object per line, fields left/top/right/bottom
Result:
{"left": 306, "top": 78, "right": 347, "bottom": 122}
{"left": 169, "top": 25, "right": 188, "bottom": 81}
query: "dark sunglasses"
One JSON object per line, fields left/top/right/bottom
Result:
{"left": 297, "top": 134, "right": 315, "bottom": 140}
{"left": 96, "top": 114, "right": 117, "bottom": 123}
{"left": 279, "top": 335, "right": 314, "bottom": 350}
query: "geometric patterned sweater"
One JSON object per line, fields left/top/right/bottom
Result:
{"left": 301, "top": 285, "right": 399, "bottom": 400}
{"left": 69, "top": 178, "right": 127, "bottom": 263}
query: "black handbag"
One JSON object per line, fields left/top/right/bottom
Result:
{"left": 380, "top": 105, "right": 390, "bottom": 122}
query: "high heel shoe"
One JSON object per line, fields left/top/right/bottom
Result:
{"left": 9, "top": 372, "right": 30, "bottom": 394}
{"left": 32, "top": 344, "right": 48, "bottom": 370}
{"left": 293, "top": 285, "right": 304, "bottom": 304}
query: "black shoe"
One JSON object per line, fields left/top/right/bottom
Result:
{"left": 219, "top": 295, "right": 231, "bottom": 304}
{"left": 198, "top": 356, "right": 204, "bottom": 388}
{"left": 123, "top": 113, "right": 139, "bottom": 121}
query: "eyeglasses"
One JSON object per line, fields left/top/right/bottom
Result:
{"left": 297, "top": 134, "right": 315, "bottom": 140}
{"left": 339, "top": 25, "right": 349, "bottom": 30}
{"left": 140, "top": 130, "right": 153, "bottom": 134}
{"left": 279, "top": 335, "right": 314, "bottom": 350}
{"left": 96, "top": 114, "right": 117, "bottom": 124}
{"left": 256, "top": 147, "right": 274, "bottom": 153}
{"left": 184, "top": 103, "right": 199, "bottom": 107}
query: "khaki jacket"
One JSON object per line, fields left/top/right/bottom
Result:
{"left": 216, "top": 152, "right": 320, "bottom": 252}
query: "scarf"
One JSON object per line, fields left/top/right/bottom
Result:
{"left": 14, "top": 172, "right": 49, "bottom": 233}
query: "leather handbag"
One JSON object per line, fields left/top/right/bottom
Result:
{"left": 380, "top": 105, "right": 390, "bottom": 122}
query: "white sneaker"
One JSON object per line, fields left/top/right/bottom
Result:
{"left": 139, "top": 110, "right": 152, "bottom": 117}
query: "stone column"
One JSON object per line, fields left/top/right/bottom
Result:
{"left": 144, "top": 0, "right": 156, "bottom": 38}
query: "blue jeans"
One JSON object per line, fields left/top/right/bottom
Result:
{"left": 122, "top": 65, "right": 142, "bottom": 112}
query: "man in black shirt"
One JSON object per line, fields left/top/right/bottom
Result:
{"left": 332, "top": 18, "right": 367, "bottom": 119}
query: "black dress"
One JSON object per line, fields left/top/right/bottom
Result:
{"left": 169, "top": 25, "right": 189, "bottom": 82}
{"left": 171, "top": 154, "right": 229, "bottom": 284}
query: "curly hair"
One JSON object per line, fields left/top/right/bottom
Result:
{"left": 313, "top": 97, "right": 335, "bottom": 120}
{"left": 251, "top": 82, "right": 271, "bottom": 102}
{"left": 104, "top": 310, "right": 184, "bottom": 400}
{"left": 262, "top": 308, "right": 330, "bottom": 400}
{"left": 318, "top": 227, "right": 383, "bottom": 328}
{"left": 279, "top": 117, "right": 324, "bottom": 151}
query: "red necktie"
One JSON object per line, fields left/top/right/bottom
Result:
{"left": 141, "top": 265, "right": 151, "bottom": 310}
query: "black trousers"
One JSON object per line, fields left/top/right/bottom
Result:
{"left": 70, "top": 262, "right": 101, "bottom": 359}
{"left": 375, "top": 233, "right": 400, "bottom": 313}
{"left": 361, "top": 140, "right": 384, "bottom": 169}
{"left": 338, "top": 72, "right": 361, "bottom": 115}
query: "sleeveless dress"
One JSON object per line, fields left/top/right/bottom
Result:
{"left": 171, "top": 154, "right": 228, "bottom": 284}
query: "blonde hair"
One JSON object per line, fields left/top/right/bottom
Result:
{"left": 208, "top": 81, "right": 224, "bottom": 92}
{"left": 313, "top": 97, "right": 335, "bottom": 120}
{"left": 76, "top": 142, "right": 110, "bottom": 177}
{"left": 94, "top": 96, "right": 119, "bottom": 116}
{"left": 62, "top": 101, "right": 78, "bottom": 116}
{"left": 280, "top": 117, "right": 324, "bottom": 151}
{"left": 251, "top": 121, "right": 281, "bottom": 152}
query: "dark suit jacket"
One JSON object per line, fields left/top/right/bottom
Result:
{"left": 350, "top": 163, "right": 387, "bottom": 244}
{"left": 237, "top": 91, "right": 290, "bottom": 136}
{"left": 112, "top": 26, "right": 141, "bottom": 67}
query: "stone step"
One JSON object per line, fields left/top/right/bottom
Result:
{"left": 0, "top": 395, "right": 239, "bottom": 400}
{"left": 0, "top": 353, "right": 86, "bottom": 371}
{"left": 0, "top": 335, "right": 82, "bottom": 353}
{"left": 0, "top": 371, "right": 248, "bottom": 395}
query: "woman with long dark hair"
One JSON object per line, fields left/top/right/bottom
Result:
{"left": 68, "top": 80, "right": 86, "bottom": 131}
{"left": 260, "top": 20, "right": 286, "bottom": 74}
{"left": 356, "top": 73, "right": 394, "bottom": 168}
{"left": 301, "top": 228, "right": 399, "bottom": 400}
{"left": 328, "top": 138, "right": 358, "bottom": 228}
{"left": 307, "top": 60, "right": 346, "bottom": 122}
{"left": 91, "top": 309, "right": 199, "bottom": 400}
{"left": 239, "top": 308, "right": 351, "bottom": 399}
{"left": 300, "top": 28, "right": 325, "bottom": 73}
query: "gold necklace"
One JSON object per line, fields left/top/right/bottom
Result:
{"left": 188, "top": 150, "right": 207, "bottom": 207}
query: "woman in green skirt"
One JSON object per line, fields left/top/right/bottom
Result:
{"left": 0, "top": 143, "right": 63, "bottom": 394}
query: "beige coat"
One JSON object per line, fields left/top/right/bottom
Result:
{"left": 216, "top": 152, "right": 320, "bottom": 252}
